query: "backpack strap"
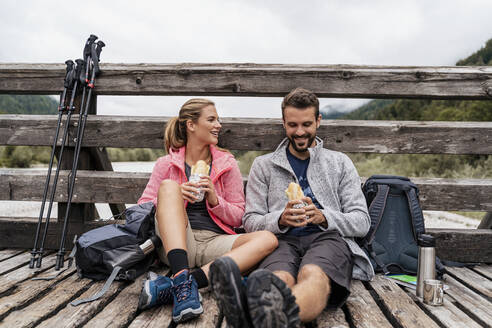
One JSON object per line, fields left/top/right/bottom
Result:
{"left": 70, "top": 265, "right": 123, "bottom": 306}
{"left": 366, "top": 242, "right": 390, "bottom": 275}
{"left": 365, "top": 184, "right": 390, "bottom": 274}
{"left": 404, "top": 188, "right": 426, "bottom": 238}
{"left": 367, "top": 184, "right": 390, "bottom": 243}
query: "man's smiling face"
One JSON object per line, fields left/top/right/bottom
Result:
{"left": 283, "top": 105, "right": 321, "bottom": 157}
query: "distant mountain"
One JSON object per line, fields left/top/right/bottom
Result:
{"left": 320, "top": 104, "right": 347, "bottom": 119}
{"left": 343, "top": 37, "right": 492, "bottom": 122}
{"left": 342, "top": 99, "right": 394, "bottom": 120}
{"left": 457, "top": 39, "right": 492, "bottom": 65}
{"left": 0, "top": 95, "right": 58, "bottom": 115}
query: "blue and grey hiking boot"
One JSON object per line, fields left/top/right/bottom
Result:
{"left": 138, "top": 271, "right": 173, "bottom": 310}
{"left": 171, "top": 270, "right": 203, "bottom": 323}
{"left": 246, "top": 269, "right": 300, "bottom": 328}
{"left": 210, "top": 257, "right": 253, "bottom": 328}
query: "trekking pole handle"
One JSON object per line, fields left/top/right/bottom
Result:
{"left": 96, "top": 40, "right": 105, "bottom": 58}
{"left": 63, "top": 60, "right": 75, "bottom": 89}
{"left": 78, "top": 59, "right": 87, "bottom": 85}
{"left": 74, "top": 59, "right": 85, "bottom": 83}
{"left": 91, "top": 41, "right": 105, "bottom": 76}
{"left": 83, "top": 34, "right": 98, "bottom": 59}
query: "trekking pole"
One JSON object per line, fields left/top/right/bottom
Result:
{"left": 72, "top": 35, "right": 98, "bottom": 168}
{"left": 74, "top": 34, "right": 98, "bottom": 141}
{"left": 55, "top": 40, "right": 105, "bottom": 270}
{"left": 35, "top": 60, "right": 84, "bottom": 268}
{"left": 29, "top": 60, "right": 75, "bottom": 269}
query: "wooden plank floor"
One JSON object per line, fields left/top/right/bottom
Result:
{"left": 0, "top": 249, "right": 490, "bottom": 327}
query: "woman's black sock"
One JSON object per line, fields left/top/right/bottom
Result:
{"left": 191, "top": 268, "right": 209, "bottom": 289}
{"left": 167, "top": 249, "right": 189, "bottom": 275}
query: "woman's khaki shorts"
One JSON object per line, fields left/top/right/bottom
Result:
{"left": 155, "top": 217, "right": 240, "bottom": 268}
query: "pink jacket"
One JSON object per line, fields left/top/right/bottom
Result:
{"left": 138, "top": 145, "right": 245, "bottom": 234}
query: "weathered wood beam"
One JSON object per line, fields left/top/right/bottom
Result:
{"left": 1, "top": 170, "right": 492, "bottom": 211}
{"left": 0, "top": 221, "right": 490, "bottom": 261}
{"left": 2, "top": 115, "right": 492, "bottom": 154}
{"left": 1, "top": 63, "right": 492, "bottom": 99}
{"left": 0, "top": 170, "right": 147, "bottom": 204}
{"left": 0, "top": 218, "right": 114, "bottom": 250}
{"left": 428, "top": 228, "right": 492, "bottom": 263}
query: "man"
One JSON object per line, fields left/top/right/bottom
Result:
{"left": 210, "top": 88, "right": 374, "bottom": 327}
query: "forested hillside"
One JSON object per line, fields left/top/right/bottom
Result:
{"left": 343, "top": 38, "right": 492, "bottom": 121}
{"left": 0, "top": 95, "right": 57, "bottom": 114}
{"left": 341, "top": 39, "right": 492, "bottom": 221}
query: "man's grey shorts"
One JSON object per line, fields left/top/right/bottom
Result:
{"left": 258, "top": 230, "right": 353, "bottom": 307}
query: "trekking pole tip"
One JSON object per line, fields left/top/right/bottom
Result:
{"left": 36, "top": 256, "right": 43, "bottom": 268}
{"left": 55, "top": 252, "right": 65, "bottom": 270}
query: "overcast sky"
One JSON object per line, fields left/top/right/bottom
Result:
{"left": 1, "top": 0, "right": 492, "bottom": 117}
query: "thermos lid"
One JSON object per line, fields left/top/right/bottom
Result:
{"left": 418, "top": 234, "right": 435, "bottom": 247}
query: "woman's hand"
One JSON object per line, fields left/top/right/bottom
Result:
{"left": 199, "top": 176, "right": 219, "bottom": 207}
{"left": 180, "top": 181, "right": 200, "bottom": 203}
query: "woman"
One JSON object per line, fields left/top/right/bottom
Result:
{"left": 137, "top": 98, "right": 278, "bottom": 324}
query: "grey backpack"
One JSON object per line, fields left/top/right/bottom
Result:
{"left": 358, "top": 175, "right": 425, "bottom": 275}
{"left": 71, "top": 201, "right": 160, "bottom": 305}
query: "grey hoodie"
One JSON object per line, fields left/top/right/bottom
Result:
{"left": 243, "top": 137, "right": 375, "bottom": 281}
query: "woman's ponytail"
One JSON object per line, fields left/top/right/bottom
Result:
{"left": 164, "top": 117, "right": 185, "bottom": 153}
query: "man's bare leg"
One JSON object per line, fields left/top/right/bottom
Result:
{"left": 275, "top": 264, "right": 331, "bottom": 323}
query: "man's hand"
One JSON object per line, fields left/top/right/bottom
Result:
{"left": 302, "top": 197, "right": 328, "bottom": 228}
{"left": 279, "top": 200, "right": 309, "bottom": 228}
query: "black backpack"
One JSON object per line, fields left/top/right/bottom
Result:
{"left": 71, "top": 201, "right": 160, "bottom": 305}
{"left": 358, "top": 175, "right": 425, "bottom": 275}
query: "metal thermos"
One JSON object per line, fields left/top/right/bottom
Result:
{"left": 139, "top": 235, "right": 162, "bottom": 255}
{"left": 416, "top": 234, "right": 436, "bottom": 297}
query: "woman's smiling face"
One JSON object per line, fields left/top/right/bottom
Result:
{"left": 188, "top": 105, "right": 222, "bottom": 145}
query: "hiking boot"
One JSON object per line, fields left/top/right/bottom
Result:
{"left": 210, "top": 257, "right": 252, "bottom": 328}
{"left": 171, "top": 270, "right": 203, "bottom": 323}
{"left": 138, "top": 271, "right": 173, "bottom": 310}
{"left": 246, "top": 269, "right": 300, "bottom": 328}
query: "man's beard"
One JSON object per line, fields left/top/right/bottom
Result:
{"left": 288, "top": 134, "right": 316, "bottom": 153}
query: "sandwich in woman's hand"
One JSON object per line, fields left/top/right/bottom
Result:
{"left": 191, "top": 160, "right": 210, "bottom": 176}
{"left": 189, "top": 160, "right": 209, "bottom": 202}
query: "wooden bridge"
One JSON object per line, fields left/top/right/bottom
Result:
{"left": 0, "top": 63, "right": 491, "bottom": 327}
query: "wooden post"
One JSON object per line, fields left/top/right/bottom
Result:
{"left": 88, "top": 146, "right": 127, "bottom": 218}
{"left": 478, "top": 212, "right": 492, "bottom": 229}
{"left": 57, "top": 92, "right": 126, "bottom": 232}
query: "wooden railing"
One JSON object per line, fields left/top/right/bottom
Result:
{"left": 0, "top": 63, "right": 491, "bottom": 262}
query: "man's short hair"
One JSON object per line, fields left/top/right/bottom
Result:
{"left": 281, "top": 88, "right": 320, "bottom": 119}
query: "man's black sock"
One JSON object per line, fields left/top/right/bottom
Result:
{"left": 191, "top": 268, "right": 209, "bottom": 289}
{"left": 167, "top": 249, "right": 189, "bottom": 275}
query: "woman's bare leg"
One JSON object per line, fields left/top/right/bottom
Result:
{"left": 201, "top": 231, "right": 278, "bottom": 276}
{"left": 156, "top": 179, "right": 188, "bottom": 252}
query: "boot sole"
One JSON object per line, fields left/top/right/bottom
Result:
{"left": 172, "top": 303, "right": 204, "bottom": 323}
{"left": 247, "top": 269, "right": 300, "bottom": 328}
{"left": 137, "top": 272, "right": 153, "bottom": 310}
{"left": 209, "top": 257, "right": 250, "bottom": 328}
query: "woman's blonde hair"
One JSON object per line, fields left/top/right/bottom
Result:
{"left": 164, "top": 98, "right": 216, "bottom": 153}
